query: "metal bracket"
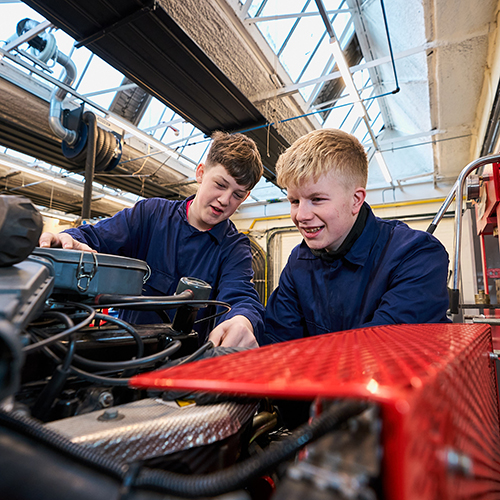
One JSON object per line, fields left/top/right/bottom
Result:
{"left": 143, "top": 264, "right": 151, "bottom": 284}
{"left": 76, "top": 252, "right": 98, "bottom": 292}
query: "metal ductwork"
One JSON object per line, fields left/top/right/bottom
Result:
{"left": 16, "top": 19, "right": 122, "bottom": 175}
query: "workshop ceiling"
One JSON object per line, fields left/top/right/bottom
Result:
{"left": 21, "top": 0, "right": 292, "bottom": 181}
{"left": 0, "top": 0, "right": 499, "bottom": 216}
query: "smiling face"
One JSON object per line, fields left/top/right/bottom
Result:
{"left": 188, "top": 163, "right": 250, "bottom": 231}
{"left": 287, "top": 171, "right": 366, "bottom": 252}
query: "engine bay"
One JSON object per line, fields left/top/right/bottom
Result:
{"left": 2, "top": 194, "right": 500, "bottom": 500}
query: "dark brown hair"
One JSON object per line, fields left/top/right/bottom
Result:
{"left": 206, "top": 131, "right": 263, "bottom": 190}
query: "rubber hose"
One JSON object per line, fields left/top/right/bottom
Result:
{"left": 68, "top": 366, "right": 134, "bottom": 386}
{"left": 170, "top": 341, "right": 214, "bottom": 367}
{"left": 98, "top": 130, "right": 119, "bottom": 172}
{"left": 93, "top": 126, "right": 107, "bottom": 165}
{"left": 63, "top": 340, "right": 181, "bottom": 371}
{"left": 35, "top": 344, "right": 133, "bottom": 387}
{"left": 95, "top": 290, "right": 193, "bottom": 305}
{"left": 70, "top": 312, "right": 144, "bottom": 359}
{"left": 71, "top": 126, "right": 116, "bottom": 172}
{"left": 93, "top": 296, "right": 231, "bottom": 313}
{"left": 24, "top": 304, "right": 96, "bottom": 354}
{"left": 0, "top": 401, "right": 368, "bottom": 498}
{"left": 0, "top": 409, "right": 124, "bottom": 479}
{"left": 31, "top": 313, "right": 76, "bottom": 420}
{"left": 94, "top": 128, "right": 109, "bottom": 167}
{"left": 134, "top": 400, "right": 369, "bottom": 497}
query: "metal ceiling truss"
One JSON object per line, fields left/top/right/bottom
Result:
{"left": 246, "top": 8, "right": 353, "bottom": 24}
{"left": 22, "top": 0, "right": 290, "bottom": 182}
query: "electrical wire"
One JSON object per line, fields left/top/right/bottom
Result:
{"left": 59, "top": 318, "right": 76, "bottom": 372}
{"left": 38, "top": 345, "right": 134, "bottom": 387}
{"left": 57, "top": 339, "right": 182, "bottom": 371}
{"left": 33, "top": 331, "right": 181, "bottom": 386}
{"left": 193, "top": 309, "right": 231, "bottom": 325}
{"left": 170, "top": 340, "right": 214, "bottom": 367}
{"left": 28, "top": 311, "right": 145, "bottom": 361}
{"left": 28, "top": 318, "right": 178, "bottom": 372}
{"left": 23, "top": 303, "right": 96, "bottom": 354}
{"left": 69, "top": 312, "right": 144, "bottom": 359}
{"left": 93, "top": 295, "right": 231, "bottom": 313}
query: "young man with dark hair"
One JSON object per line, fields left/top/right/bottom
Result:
{"left": 39, "top": 131, "right": 265, "bottom": 347}
{"left": 258, "top": 128, "right": 450, "bottom": 345}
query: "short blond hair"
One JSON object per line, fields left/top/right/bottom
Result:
{"left": 276, "top": 129, "right": 368, "bottom": 189}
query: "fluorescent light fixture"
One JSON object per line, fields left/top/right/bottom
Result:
{"left": 107, "top": 115, "right": 176, "bottom": 159}
{"left": 330, "top": 39, "right": 365, "bottom": 119}
{"left": 0, "top": 160, "right": 67, "bottom": 185}
{"left": 103, "top": 194, "right": 136, "bottom": 207}
{"left": 105, "top": 114, "right": 198, "bottom": 177}
{"left": 40, "top": 211, "right": 78, "bottom": 222}
{"left": 374, "top": 151, "right": 393, "bottom": 184}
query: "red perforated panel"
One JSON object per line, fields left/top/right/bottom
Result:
{"left": 131, "top": 323, "right": 500, "bottom": 500}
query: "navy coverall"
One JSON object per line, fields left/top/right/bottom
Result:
{"left": 65, "top": 196, "right": 265, "bottom": 342}
{"left": 260, "top": 205, "right": 450, "bottom": 345}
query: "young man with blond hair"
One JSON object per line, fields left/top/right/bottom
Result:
{"left": 259, "top": 128, "right": 450, "bottom": 345}
{"left": 40, "top": 131, "right": 265, "bottom": 348}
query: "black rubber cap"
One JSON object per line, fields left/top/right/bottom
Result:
{"left": 0, "top": 195, "right": 43, "bottom": 267}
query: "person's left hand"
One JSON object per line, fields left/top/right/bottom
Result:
{"left": 208, "top": 315, "right": 259, "bottom": 348}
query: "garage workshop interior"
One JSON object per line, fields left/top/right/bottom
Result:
{"left": 2, "top": 1, "right": 500, "bottom": 499}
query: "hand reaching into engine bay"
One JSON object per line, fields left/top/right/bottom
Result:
{"left": 39, "top": 232, "right": 96, "bottom": 253}
{"left": 208, "top": 314, "right": 259, "bottom": 348}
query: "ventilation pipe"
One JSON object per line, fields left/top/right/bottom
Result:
{"left": 11, "top": 20, "right": 123, "bottom": 217}
{"left": 49, "top": 50, "right": 78, "bottom": 146}
{"left": 15, "top": 19, "right": 77, "bottom": 146}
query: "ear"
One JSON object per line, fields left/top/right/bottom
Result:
{"left": 352, "top": 187, "right": 366, "bottom": 215}
{"left": 195, "top": 163, "right": 205, "bottom": 184}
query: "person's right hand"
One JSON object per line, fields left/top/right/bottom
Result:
{"left": 39, "top": 232, "right": 96, "bottom": 252}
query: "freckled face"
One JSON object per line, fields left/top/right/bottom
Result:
{"left": 188, "top": 163, "right": 250, "bottom": 231}
{"left": 287, "top": 171, "right": 366, "bottom": 252}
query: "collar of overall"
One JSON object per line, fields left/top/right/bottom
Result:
{"left": 310, "top": 203, "right": 369, "bottom": 262}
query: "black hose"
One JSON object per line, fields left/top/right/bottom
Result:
{"left": 24, "top": 303, "right": 96, "bottom": 354}
{"left": 36, "top": 344, "right": 157, "bottom": 387}
{"left": 0, "top": 409, "right": 124, "bottom": 479}
{"left": 68, "top": 365, "right": 133, "bottom": 386}
{"left": 70, "top": 312, "right": 144, "bottom": 359}
{"left": 94, "top": 295, "right": 231, "bottom": 313}
{"left": 61, "top": 336, "right": 76, "bottom": 372}
{"left": 0, "top": 400, "right": 368, "bottom": 498}
{"left": 169, "top": 341, "right": 214, "bottom": 367}
{"left": 30, "top": 311, "right": 76, "bottom": 420}
{"left": 38, "top": 311, "right": 76, "bottom": 371}
{"left": 39, "top": 311, "right": 177, "bottom": 371}
{"left": 81, "top": 112, "right": 97, "bottom": 219}
{"left": 95, "top": 290, "right": 192, "bottom": 306}
{"left": 64, "top": 340, "right": 181, "bottom": 371}
{"left": 134, "top": 400, "right": 369, "bottom": 497}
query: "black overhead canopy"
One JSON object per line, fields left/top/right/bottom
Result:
{"left": 22, "top": 0, "right": 289, "bottom": 182}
